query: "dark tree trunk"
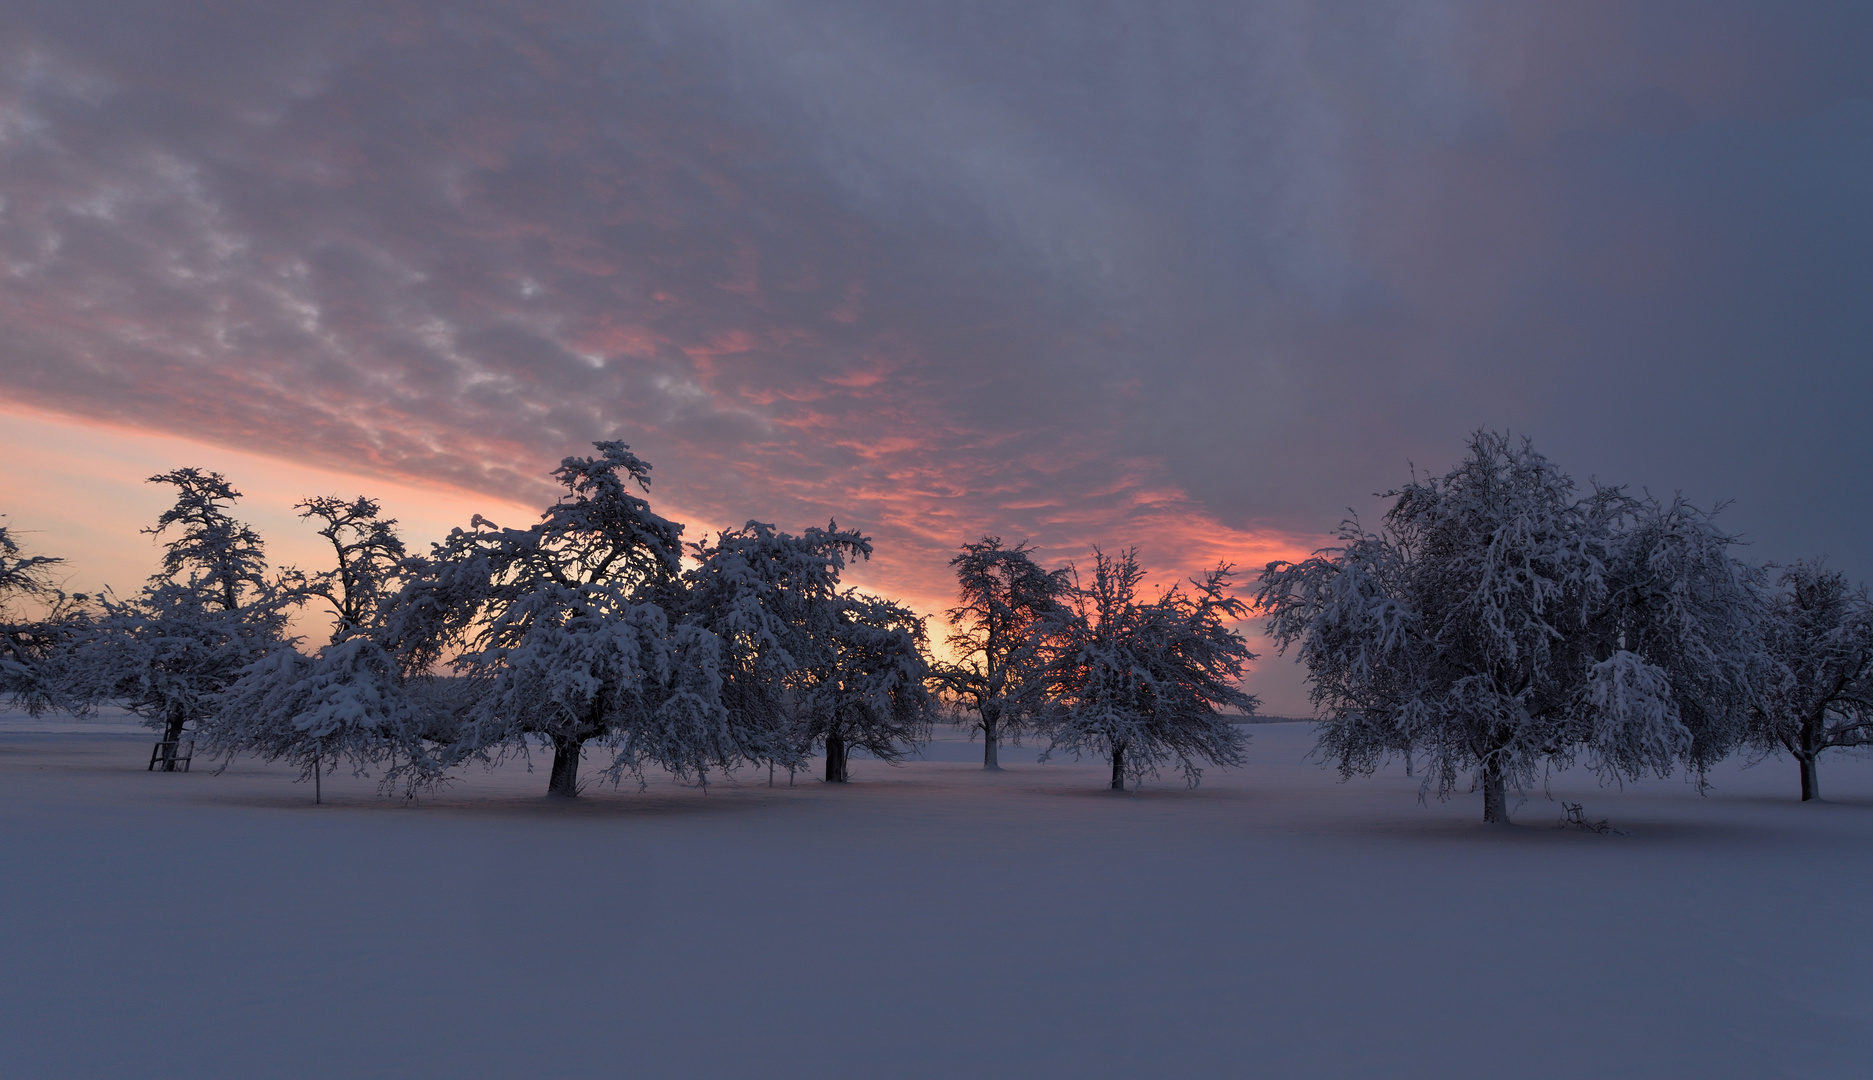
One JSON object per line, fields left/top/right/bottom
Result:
{"left": 1110, "top": 742, "right": 1126, "bottom": 791}
{"left": 982, "top": 710, "right": 1001, "bottom": 771}
{"left": 548, "top": 735, "right": 582, "bottom": 797}
{"left": 825, "top": 730, "right": 848, "bottom": 783}
{"left": 1796, "top": 717, "right": 1825, "bottom": 802}
{"left": 1482, "top": 758, "right": 1509, "bottom": 824}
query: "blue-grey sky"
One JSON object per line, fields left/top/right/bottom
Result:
{"left": 3, "top": 2, "right": 1871, "bottom": 710}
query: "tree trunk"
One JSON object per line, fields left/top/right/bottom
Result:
{"left": 1799, "top": 753, "right": 1820, "bottom": 802}
{"left": 825, "top": 730, "right": 848, "bottom": 783}
{"left": 1482, "top": 758, "right": 1509, "bottom": 824}
{"left": 982, "top": 713, "right": 1001, "bottom": 771}
{"left": 1110, "top": 742, "right": 1126, "bottom": 791}
{"left": 547, "top": 735, "right": 582, "bottom": 797}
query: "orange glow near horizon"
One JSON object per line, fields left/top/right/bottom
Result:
{"left": 0, "top": 404, "right": 1324, "bottom": 712}
{"left": 0, "top": 405, "right": 544, "bottom": 642}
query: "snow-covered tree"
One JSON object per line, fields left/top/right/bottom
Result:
{"left": 1745, "top": 561, "right": 1873, "bottom": 801}
{"left": 800, "top": 591, "right": 934, "bottom": 782}
{"left": 56, "top": 472, "right": 297, "bottom": 769}
{"left": 1601, "top": 493, "right": 1766, "bottom": 776}
{"left": 0, "top": 520, "right": 72, "bottom": 706}
{"left": 390, "top": 442, "right": 736, "bottom": 796}
{"left": 297, "top": 495, "right": 407, "bottom": 645}
{"left": 205, "top": 637, "right": 447, "bottom": 801}
{"left": 1257, "top": 432, "right": 1762, "bottom": 823}
{"left": 1039, "top": 549, "right": 1255, "bottom": 790}
{"left": 682, "top": 521, "right": 860, "bottom": 779}
{"left": 197, "top": 496, "right": 449, "bottom": 800}
{"left": 682, "top": 521, "right": 931, "bottom": 782}
{"left": 72, "top": 584, "right": 294, "bottom": 767}
{"left": 935, "top": 537, "right": 1068, "bottom": 769}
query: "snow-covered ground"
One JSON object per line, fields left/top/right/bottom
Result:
{"left": 3, "top": 712, "right": 1869, "bottom": 1080}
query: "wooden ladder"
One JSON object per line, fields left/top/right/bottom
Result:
{"left": 148, "top": 739, "right": 194, "bottom": 772}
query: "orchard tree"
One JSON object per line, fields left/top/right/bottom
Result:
{"left": 1257, "top": 432, "right": 1761, "bottom": 824}
{"left": 59, "top": 471, "right": 297, "bottom": 768}
{"left": 0, "top": 520, "right": 70, "bottom": 705}
{"left": 1039, "top": 549, "right": 1255, "bottom": 791}
{"left": 801, "top": 591, "right": 934, "bottom": 782}
{"left": 1604, "top": 493, "right": 1767, "bottom": 775}
{"left": 1745, "top": 561, "right": 1873, "bottom": 801}
{"left": 683, "top": 521, "right": 931, "bottom": 782}
{"left": 936, "top": 537, "right": 1067, "bottom": 769}
{"left": 207, "top": 636, "right": 446, "bottom": 802}
{"left": 391, "top": 442, "right": 737, "bottom": 797}
{"left": 201, "top": 497, "right": 446, "bottom": 800}
{"left": 683, "top": 521, "right": 863, "bottom": 781}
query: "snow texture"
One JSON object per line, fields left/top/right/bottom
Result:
{"left": 8, "top": 713, "right": 1867, "bottom": 1079}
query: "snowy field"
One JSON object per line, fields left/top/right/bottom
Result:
{"left": 3, "top": 712, "right": 1870, "bottom": 1080}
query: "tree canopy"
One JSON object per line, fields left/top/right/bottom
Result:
{"left": 0, "top": 521, "right": 70, "bottom": 707}
{"left": 1040, "top": 549, "right": 1255, "bottom": 790}
{"left": 684, "top": 520, "right": 931, "bottom": 783}
{"left": 296, "top": 495, "right": 407, "bottom": 645}
{"left": 1745, "top": 560, "right": 1873, "bottom": 800}
{"left": 1257, "top": 431, "right": 1762, "bottom": 823}
{"left": 387, "top": 441, "right": 719, "bottom": 796}
{"left": 46, "top": 473, "right": 298, "bottom": 769}
{"left": 936, "top": 537, "right": 1068, "bottom": 769}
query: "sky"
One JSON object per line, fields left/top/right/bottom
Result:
{"left": 3, "top": 2, "right": 1871, "bottom": 714}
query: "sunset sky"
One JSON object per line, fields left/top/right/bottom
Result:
{"left": 3, "top": 2, "right": 1871, "bottom": 714}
